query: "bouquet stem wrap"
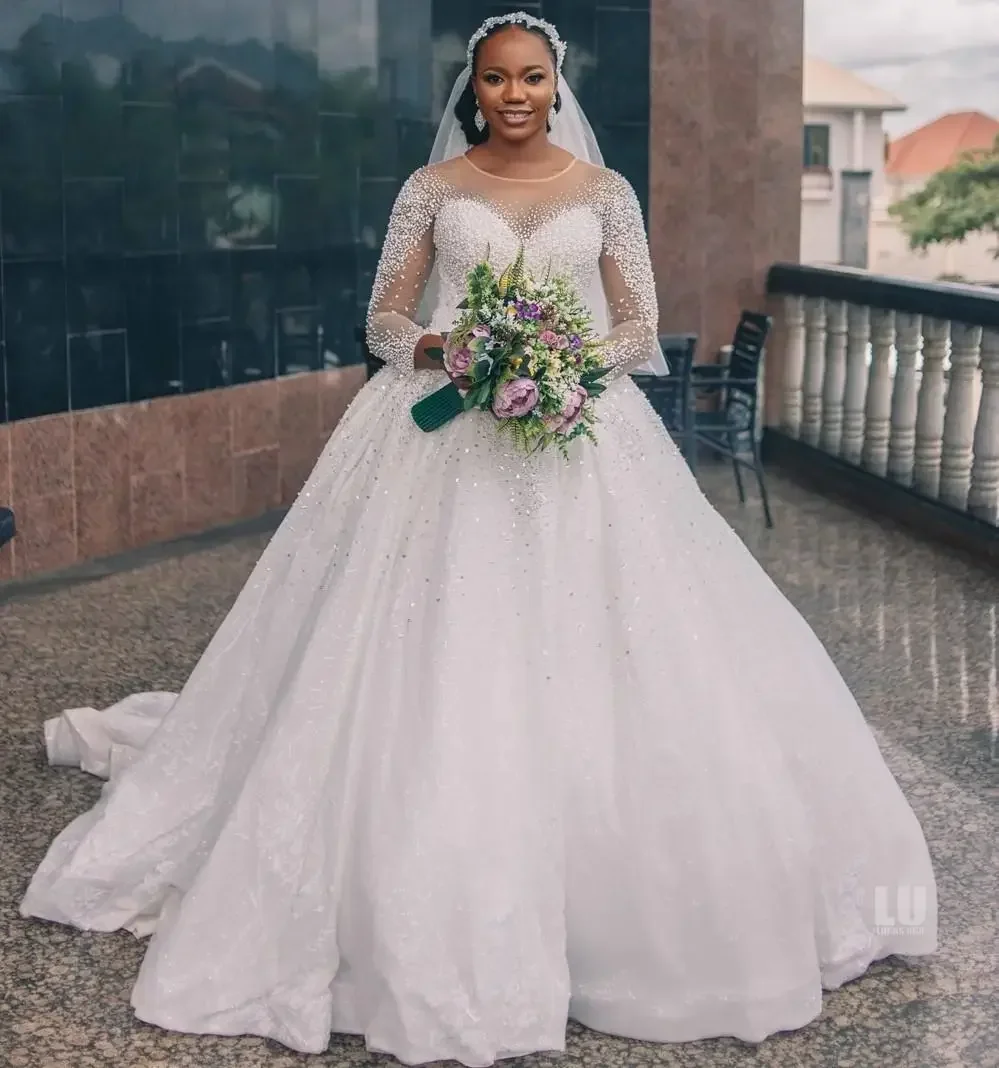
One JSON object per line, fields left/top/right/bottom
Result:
{"left": 411, "top": 382, "right": 466, "bottom": 432}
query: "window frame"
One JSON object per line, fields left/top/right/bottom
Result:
{"left": 803, "top": 123, "right": 831, "bottom": 172}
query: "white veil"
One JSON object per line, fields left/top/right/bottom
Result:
{"left": 429, "top": 66, "right": 605, "bottom": 171}
{"left": 422, "top": 64, "right": 669, "bottom": 376}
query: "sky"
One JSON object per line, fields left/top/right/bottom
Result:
{"left": 806, "top": 0, "right": 999, "bottom": 133}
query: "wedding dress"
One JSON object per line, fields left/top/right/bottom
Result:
{"left": 21, "top": 154, "right": 937, "bottom": 1067}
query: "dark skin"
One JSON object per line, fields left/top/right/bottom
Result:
{"left": 413, "top": 25, "right": 574, "bottom": 371}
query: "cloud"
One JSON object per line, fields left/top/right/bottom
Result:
{"left": 807, "top": 0, "right": 999, "bottom": 131}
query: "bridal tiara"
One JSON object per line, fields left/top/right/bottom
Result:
{"left": 466, "top": 11, "right": 567, "bottom": 74}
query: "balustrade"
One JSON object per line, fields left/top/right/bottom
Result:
{"left": 767, "top": 264, "right": 999, "bottom": 526}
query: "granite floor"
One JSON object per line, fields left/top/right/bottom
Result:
{"left": 1, "top": 466, "right": 996, "bottom": 1068}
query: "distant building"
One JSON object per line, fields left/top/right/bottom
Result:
{"left": 800, "top": 56, "right": 906, "bottom": 268}
{"left": 871, "top": 111, "right": 999, "bottom": 284}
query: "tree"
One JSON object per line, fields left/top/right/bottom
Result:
{"left": 889, "top": 135, "right": 999, "bottom": 256}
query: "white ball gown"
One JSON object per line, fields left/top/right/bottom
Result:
{"left": 21, "top": 157, "right": 937, "bottom": 1067}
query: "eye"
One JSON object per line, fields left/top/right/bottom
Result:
{"left": 482, "top": 73, "right": 502, "bottom": 85}
{"left": 526, "top": 73, "right": 545, "bottom": 84}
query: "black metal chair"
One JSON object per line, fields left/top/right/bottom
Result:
{"left": 357, "top": 325, "right": 383, "bottom": 379}
{"left": 690, "top": 310, "right": 773, "bottom": 527}
{"left": 632, "top": 333, "right": 698, "bottom": 467}
{"left": 0, "top": 507, "right": 15, "bottom": 551}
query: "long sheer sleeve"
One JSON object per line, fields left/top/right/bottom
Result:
{"left": 598, "top": 171, "right": 660, "bottom": 382}
{"left": 366, "top": 168, "right": 440, "bottom": 376}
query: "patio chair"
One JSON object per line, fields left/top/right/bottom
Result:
{"left": 690, "top": 310, "right": 773, "bottom": 527}
{"left": 0, "top": 507, "right": 14, "bottom": 550}
{"left": 631, "top": 333, "right": 698, "bottom": 467}
{"left": 358, "top": 325, "right": 383, "bottom": 379}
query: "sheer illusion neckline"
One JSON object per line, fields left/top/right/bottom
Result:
{"left": 461, "top": 153, "right": 578, "bottom": 183}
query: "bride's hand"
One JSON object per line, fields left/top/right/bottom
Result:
{"left": 414, "top": 333, "right": 446, "bottom": 371}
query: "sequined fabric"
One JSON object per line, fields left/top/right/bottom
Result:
{"left": 22, "top": 161, "right": 936, "bottom": 1066}
{"left": 366, "top": 157, "right": 660, "bottom": 381}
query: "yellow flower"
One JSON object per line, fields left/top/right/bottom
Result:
{"left": 511, "top": 357, "right": 523, "bottom": 370}
{"left": 505, "top": 305, "right": 517, "bottom": 317}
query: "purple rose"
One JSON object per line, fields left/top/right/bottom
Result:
{"left": 493, "top": 377, "right": 540, "bottom": 419}
{"left": 544, "top": 386, "right": 588, "bottom": 434}
{"left": 516, "top": 300, "right": 542, "bottom": 320}
{"left": 569, "top": 334, "right": 583, "bottom": 351}
{"left": 471, "top": 325, "right": 491, "bottom": 338}
{"left": 445, "top": 346, "right": 472, "bottom": 376}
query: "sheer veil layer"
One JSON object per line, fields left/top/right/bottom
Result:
{"left": 422, "top": 65, "right": 669, "bottom": 376}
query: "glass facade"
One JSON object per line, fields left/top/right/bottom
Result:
{"left": 0, "top": 0, "right": 650, "bottom": 423}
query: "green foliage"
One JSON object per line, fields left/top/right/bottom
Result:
{"left": 498, "top": 245, "right": 526, "bottom": 297}
{"left": 462, "top": 381, "right": 492, "bottom": 411}
{"left": 580, "top": 365, "right": 611, "bottom": 398}
{"left": 889, "top": 136, "right": 999, "bottom": 255}
{"left": 466, "top": 262, "right": 499, "bottom": 308}
{"left": 495, "top": 414, "right": 536, "bottom": 453}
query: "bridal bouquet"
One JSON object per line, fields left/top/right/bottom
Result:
{"left": 411, "top": 248, "right": 610, "bottom": 455}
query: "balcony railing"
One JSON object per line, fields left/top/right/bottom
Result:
{"left": 766, "top": 264, "right": 999, "bottom": 528}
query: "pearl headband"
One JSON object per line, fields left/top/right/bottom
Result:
{"left": 466, "top": 11, "right": 566, "bottom": 74}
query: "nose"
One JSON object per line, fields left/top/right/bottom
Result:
{"left": 502, "top": 81, "right": 528, "bottom": 104}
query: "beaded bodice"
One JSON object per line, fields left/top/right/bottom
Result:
{"left": 366, "top": 155, "right": 660, "bottom": 381}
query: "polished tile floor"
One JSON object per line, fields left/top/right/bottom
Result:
{"left": 1, "top": 467, "right": 996, "bottom": 1068}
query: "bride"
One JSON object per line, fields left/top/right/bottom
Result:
{"left": 21, "top": 12, "right": 937, "bottom": 1067}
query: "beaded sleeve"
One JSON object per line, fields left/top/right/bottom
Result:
{"left": 597, "top": 171, "right": 660, "bottom": 382}
{"left": 366, "top": 169, "right": 440, "bottom": 376}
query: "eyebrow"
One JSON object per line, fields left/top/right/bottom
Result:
{"left": 480, "top": 64, "right": 548, "bottom": 73}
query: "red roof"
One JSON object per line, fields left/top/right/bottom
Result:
{"left": 887, "top": 111, "right": 999, "bottom": 177}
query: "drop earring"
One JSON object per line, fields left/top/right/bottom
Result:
{"left": 474, "top": 107, "right": 486, "bottom": 132}
{"left": 548, "top": 93, "right": 558, "bottom": 128}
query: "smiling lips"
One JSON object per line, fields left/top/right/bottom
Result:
{"left": 498, "top": 109, "right": 533, "bottom": 126}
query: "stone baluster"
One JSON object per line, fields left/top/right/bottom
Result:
{"left": 887, "top": 312, "right": 922, "bottom": 486}
{"left": 968, "top": 328, "right": 999, "bottom": 521}
{"left": 820, "top": 300, "right": 848, "bottom": 455}
{"left": 913, "top": 317, "right": 950, "bottom": 497}
{"left": 780, "top": 295, "right": 806, "bottom": 437}
{"left": 801, "top": 298, "right": 827, "bottom": 446}
{"left": 841, "top": 304, "right": 870, "bottom": 465}
{"left": 862, "top": 309, "right": 896, "bottom": 476}
{"left": 940, "top": 322, "right": 983, "bottom": 509}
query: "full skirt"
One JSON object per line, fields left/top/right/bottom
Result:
{"left": 21, "top": 371, "right": 937, "bottom": 1066}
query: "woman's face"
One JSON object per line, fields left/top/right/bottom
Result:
{"left": 473, "top": 26, "right": 556, "bottom": 144}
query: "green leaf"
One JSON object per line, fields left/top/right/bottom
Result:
{"left": 424, "top": 346, "right": 444, "bottom": 361}
{"left": 462, "top": 382, "right": 491, "bottom": 411}
{"left": 583, "top": 365, "right": 612, "bottom": 382}
{"left": 456, "top": 298, "right": 470, "bottom": 310}
{"left": 471, "top": 358, "right": 494, "bottom": 383}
